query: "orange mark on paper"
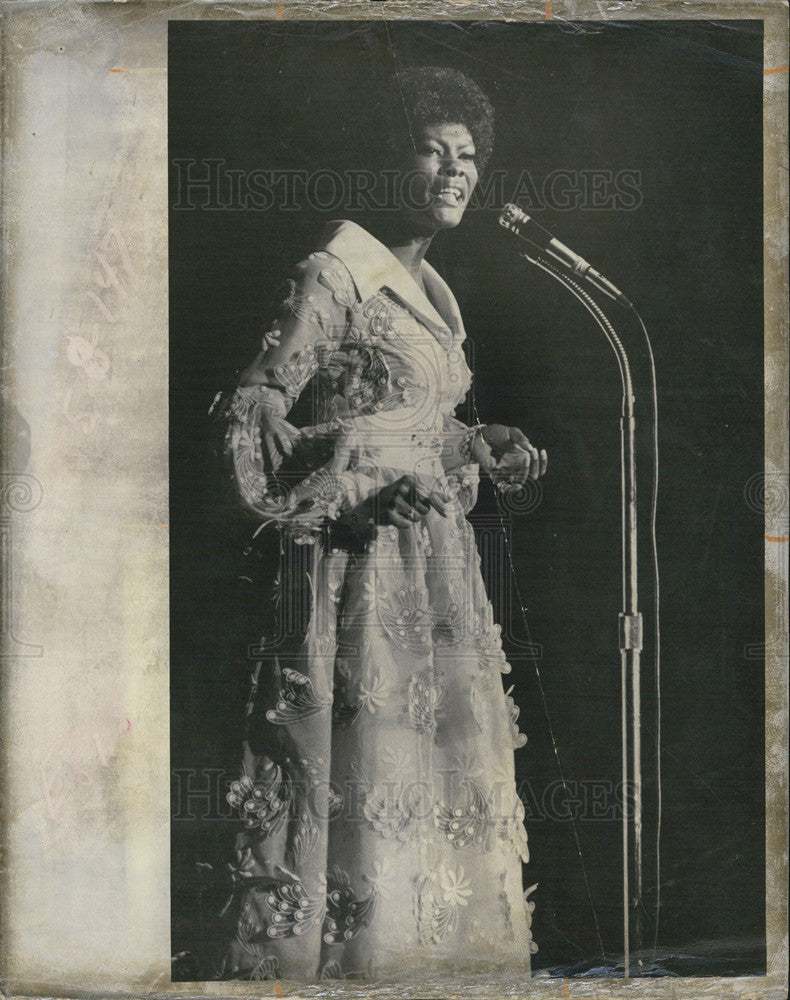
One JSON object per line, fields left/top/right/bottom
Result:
{"left": 546, "top": 0, "right": 553, "bottom": 18}
{"left": 274, "top": 982, "right": 283, "bottom": 997}
{"left": 276, "top": 2, "right": 283, "bottom": 18}
{"left": 766, "top": 535, "right": 788, "bottom": 543}
{"left": 563, "top": 980, "right": 569, "bottom": 998}
{"left": 764, "top": 66, "right": 788, "bottom": 75}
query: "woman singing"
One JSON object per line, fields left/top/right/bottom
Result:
{"left": 211, "top": 66, "right": 547, "bottom": 981}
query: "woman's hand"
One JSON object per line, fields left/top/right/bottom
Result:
{"left": 372, "top": 474, "right": 448, "bottom": 528}
{"left": 328, "top": 474, "right": 448, "bottom": 553}
{"left": 259, "top": 408, "right": 300, "bottom": 471}
{"left": 473, "top": 424, "right": 548, "bottom": 487}
{"left": 336, "top": 475, "right": 447, "bottom": 536}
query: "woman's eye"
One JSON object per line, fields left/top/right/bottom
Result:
{"left": 418, "top": 145, "right": 476, "bottom": 160}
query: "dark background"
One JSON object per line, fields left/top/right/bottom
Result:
{"left": 169, "top": 20, "right": 765, "bottom": 978}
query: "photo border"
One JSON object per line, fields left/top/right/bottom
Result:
{"left": 1, "top": 2, "right": 786, "bottom": 999}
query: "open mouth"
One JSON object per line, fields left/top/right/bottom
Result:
{"left": 433, "top": 188, "right": 464, "bottom": 206}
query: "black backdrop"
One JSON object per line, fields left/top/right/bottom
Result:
{"left": 169, "top": 19, "right": 765, "bottom": 978}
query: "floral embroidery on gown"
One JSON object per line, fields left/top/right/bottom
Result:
{"left": 210, "top": 220, "right": 537, "bottom": 981}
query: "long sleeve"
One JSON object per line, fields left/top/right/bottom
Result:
{"left": 211, "top": 254, "right": 386, "bottom": 541}
{"left": 441, "top": 414, "right": 485, "bottom": 471}
{"left": 434, "top": 415, "right": 483, "bottom": 516}
{"left": 213, "top": 256, "right": 347, "bottom": 526}
{"left": 435, "top": 326, "right": 488, "bottom": 513}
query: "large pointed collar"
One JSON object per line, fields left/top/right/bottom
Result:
{"left": 317, "top": 220, "right": 465, "bottom": 349}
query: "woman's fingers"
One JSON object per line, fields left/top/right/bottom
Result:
{"left": 272, "top": 419, "right": 299, "bottom": 441}
{"left": 263, "top": 412, "right": 300, "bottom": 466}
{"left": 386, "top": 476, "right": 431, "bottom": 526}
{"left": 275, "top": 430, "right": 294, "bottom": 457}
{"left": 392, "top": 494, "right": 415, "bottom": 518}
{"left": 377, "top": 475, "right": 450, "bottom": 528}
{"left": 387, "top": 509, "right": 414, "bottom": 529}
{"left": 427, "top": 492, "right": 448, "bottom": 517}
{"left": 508, "top": 427, "right": 532, "bottom": 451}
{"left": 396, "top": 475, "right": 418, "bottom": 499}
{"left": 521, "top": 445, "right": 549, "bottom": 480}
{"left": 372, "top": 480, "right": 406, "bottom": 525}
{"left": 263, "top": 432, "right": 282, "bottom": 470}
{"left": 496, "top": 452, "right": 528, "bottom": 479}
{"left": 527, "top": 445, "right": 540, "bottom": 480}
{"left": 393, "top": 494, "right": 430, "bottom": 520}
{"left": 412, "top": 496, "right": 432, "bottom": 516}
{"left": 493, "top": 444, "right": 549, "bottom": 486}
{"left": 395, "top": 477, "right": 425, "bottom": 513}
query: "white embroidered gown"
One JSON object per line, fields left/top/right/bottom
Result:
{"left": 214, "top": 220, "right": 536, "bottom": 981}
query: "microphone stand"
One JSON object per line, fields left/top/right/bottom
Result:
{"left": 521, "top": 251, "right": 643, "bottom": 978}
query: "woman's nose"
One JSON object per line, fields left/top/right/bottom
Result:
{"left": 440, "top": 159, "right": 463, "bottom": 176}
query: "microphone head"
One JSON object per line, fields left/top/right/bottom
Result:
{"left": 499, "top": 202, "right": 530, "bottom": 234}
{"left": 499, "top": 203, "right": 553, "bottom": 252}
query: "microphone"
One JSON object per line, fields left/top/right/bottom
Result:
{"left": 499, "top": 203, "right": 632, "bottom": 309}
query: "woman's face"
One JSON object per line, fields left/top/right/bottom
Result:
{"left": 400, "top": 122, "right": 479, "bottom": 234}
